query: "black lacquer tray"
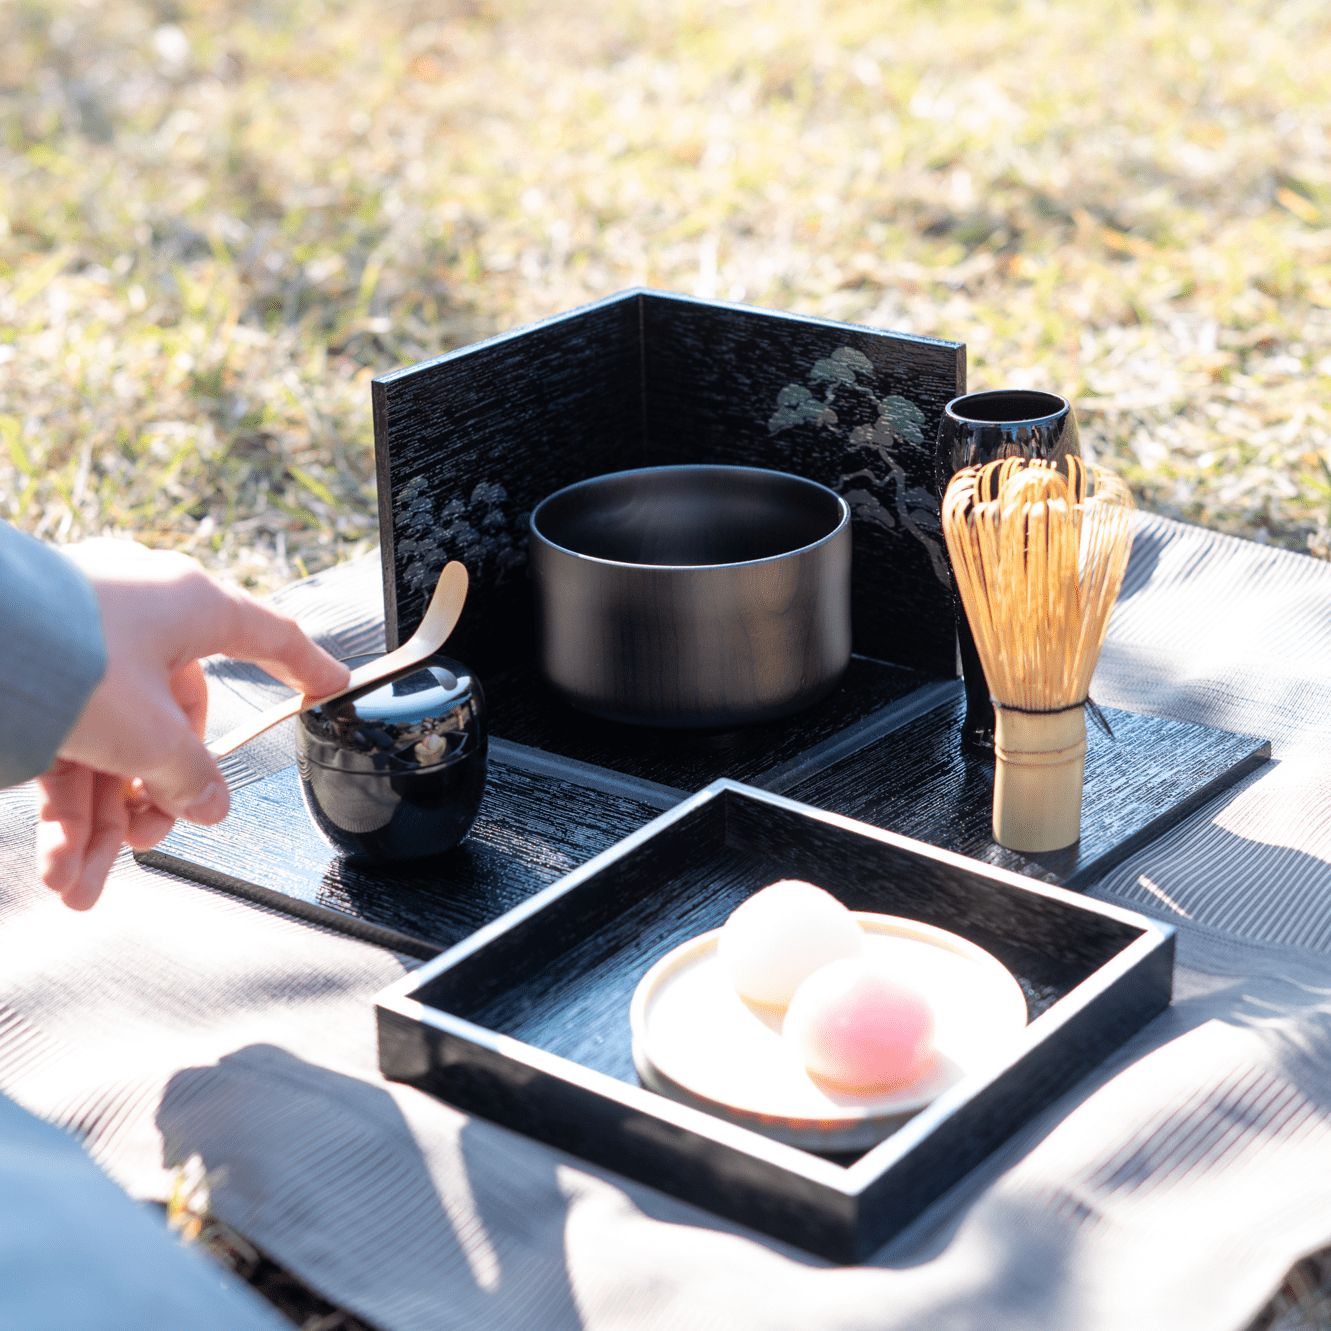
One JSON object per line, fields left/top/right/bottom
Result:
{"left": 142, "top": 687, "right": 1265, "bottom": 957}
{"left": 375, "top": 780, "right": 1175, "bottom": 1262}
{"left": 142, "top": 290, "right": 1269, "bottom": 953}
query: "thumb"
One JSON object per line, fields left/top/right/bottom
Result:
{"left": 133, "top": 701, "right": 231, "bottom": 824}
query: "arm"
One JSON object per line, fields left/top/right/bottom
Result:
{"left": 0, "top": 522, "right": 107, "bottom": 787}
{"left": 1, "top": 534, "right": 349, "bottom": 910}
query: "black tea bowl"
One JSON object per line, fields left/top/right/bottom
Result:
{"left": 529, "top": 464, "right": 852, "bottom": 728}
{"left": 296, "top": 653, "right": 487, "bottom": 864}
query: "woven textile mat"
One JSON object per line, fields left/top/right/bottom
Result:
{"left": 3, "top": 515, "right": 1331, "bottom": 1331}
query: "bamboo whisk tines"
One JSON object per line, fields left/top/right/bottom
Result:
{"left": 941, "top": 456, "right": 1134, "bottom": 853}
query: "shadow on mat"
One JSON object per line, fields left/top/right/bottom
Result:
{"left": 157, "top": 1045, "right": 585, "bottom": 1330}
{"left": 1116, "top": 518, "right": 1165, "bottom": 603}
{"left": 153, "top": 880, "right": 1331, "bottom": 1326}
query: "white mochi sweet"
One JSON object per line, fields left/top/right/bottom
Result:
{"left": 717, "top": 879, "right": 864, "bottom": 1008}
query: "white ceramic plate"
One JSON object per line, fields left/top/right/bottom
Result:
{"left": 631, "top": 913, "right": 1028, "bottom": 1151}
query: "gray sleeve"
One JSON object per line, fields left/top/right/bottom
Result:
{"left": 0, "top": 522, "right": 107, "bottom": 787}
{"left": 0, "top": 1092, "right": 289, "bottom": 1330}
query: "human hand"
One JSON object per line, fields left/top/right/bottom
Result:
{"left": 34, "top": 540, "right": 350, "bottom": 910}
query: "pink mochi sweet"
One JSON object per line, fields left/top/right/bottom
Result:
{"left": 783, "top": 958, "right": 935, "bottom": 1090}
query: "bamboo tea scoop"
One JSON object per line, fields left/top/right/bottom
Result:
{"left": 206, "top": 561, "right": 470, "bottom": 760}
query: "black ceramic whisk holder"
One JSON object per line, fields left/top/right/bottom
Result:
{"left": 934, "top": 390, "right": 1081, "bottom": 753}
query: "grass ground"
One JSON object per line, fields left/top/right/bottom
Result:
{"left": 2, "top": 0, "right": 1331, "bottom": 590}
{"left": 7, "top": 2, "right": 1331, "bottom": 1327}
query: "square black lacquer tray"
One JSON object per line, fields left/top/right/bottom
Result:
{"left": 376, "top": 780, "right": 1174, "bottom": 1262}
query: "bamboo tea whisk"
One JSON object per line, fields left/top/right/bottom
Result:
{"left": 941, "top": 457, "right": 1134, "bottom": 852}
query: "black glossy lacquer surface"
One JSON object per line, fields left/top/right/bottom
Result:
{"left": 155, "top": 687, "right": 1268, "bottom": 958}
{"left": 786, "top": 696, "right": 1271, "bottom": 891}
{"left": 375, "top": 289, "right": 966, "bottom": 680}
{"left": 484, "top": 654, "right": 928, "bottom": 789}
{"left": 639, "top": 294, "right": 965, "bottom": 674}
{"left": 297, "top": 652, "right": 488, "bottom": 864}
{"left": 380, "top": 782, "right": 1176, "bottom": 1262}
{"left": 139, "top": 761, "right": 661, "bottom": 958}
{"left": 443, "top": 835, "right": 1070, "bottom": 1088}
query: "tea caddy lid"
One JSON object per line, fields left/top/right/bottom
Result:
{"left": 297, "top": 653, "right": 484, "bottom": 773}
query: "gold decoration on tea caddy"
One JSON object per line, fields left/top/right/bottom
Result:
{"left": 942, "top": 457, "right": 1135, "bottom": 853}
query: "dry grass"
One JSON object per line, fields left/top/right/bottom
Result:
{"left": 2, "top": 0, "right": 1330, "bottom": 589}
{"left": 166, "top": 1154, "right": 375, "bottom": 1329}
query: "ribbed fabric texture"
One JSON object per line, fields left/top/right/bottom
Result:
{"left": 3, "top": 518, "right": 1331, "bottom": 1331}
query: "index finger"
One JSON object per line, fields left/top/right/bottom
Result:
{"left": 209, "top": 590, "right": 350, "bottom": 698}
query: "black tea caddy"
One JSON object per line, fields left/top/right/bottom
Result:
{"left": 296, "top": 652, "right": 487, "bottom": 863}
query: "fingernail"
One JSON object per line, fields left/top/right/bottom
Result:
{"left": 124, "top": 777, "right": 152, "bottom": 814}
{"left": 183, "top": 782, "right": 227, "bottom": 823}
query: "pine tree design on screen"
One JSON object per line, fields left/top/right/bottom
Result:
{"left": 768, "top": 346, "right": 949, "bottom": 585}
{"left": 394, "top": 474, "right": 526, "bottom": 598}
